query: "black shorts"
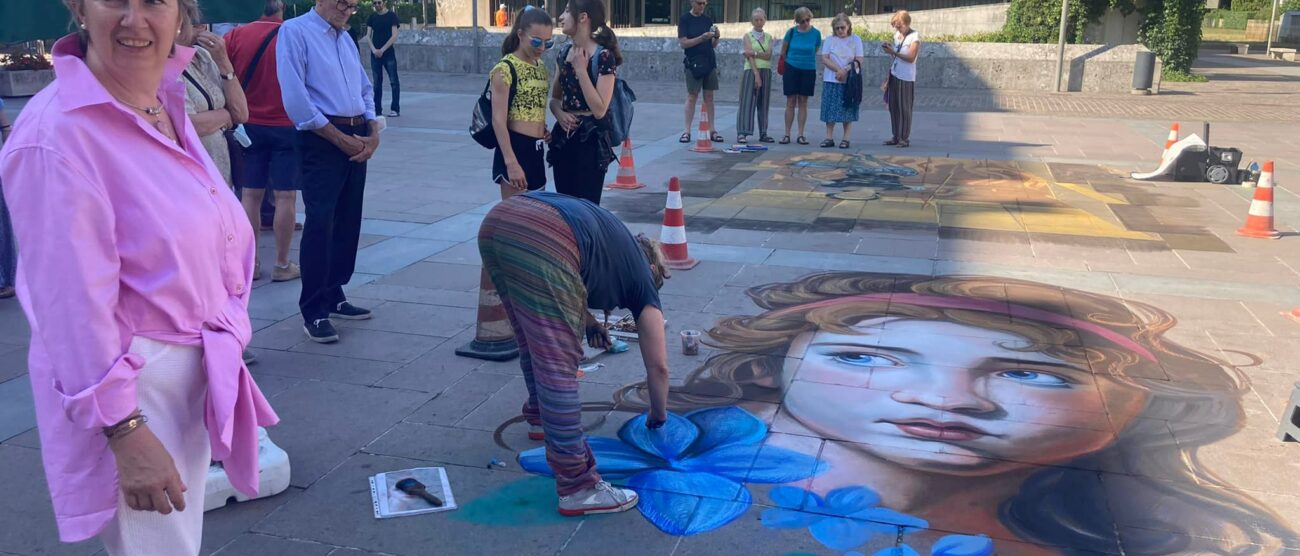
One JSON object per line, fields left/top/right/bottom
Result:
{"left": 783, "top": 66, "right": 817, "bottom": 98}
{"left": 492, "top": 130, "right": 547, "bottom": 190}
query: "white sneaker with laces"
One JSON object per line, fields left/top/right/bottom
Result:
{"left": 558, "top": 481, "right": 639, "bottom": 516}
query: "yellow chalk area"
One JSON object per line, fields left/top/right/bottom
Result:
{"left": 1015, "top": 205, "right": 1158, "bottom": 239}
{"left": 1053, "top": 182, "right": 1129, "bottom": 205}
{"left": 938, "top": 203, "right": 1026, "bottom": 232}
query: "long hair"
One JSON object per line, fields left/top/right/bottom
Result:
{"left": 501, "top": 7, "right": 553, "bottom": 57}
{"left": 612, "top": 272, "right": 1298, "bottom": 553}
{"left": 567, "top": 0, "right": 623, "bottom": 65}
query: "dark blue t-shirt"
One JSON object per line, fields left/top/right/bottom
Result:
{"left": 678, "top": 12, "right": 716, "bottom": 62}
{"left": 526, "top": 192, "right": 662, "bottom": 319}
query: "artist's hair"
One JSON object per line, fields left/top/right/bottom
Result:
{"left": 831, "top": 13, "right": 851, "bottom": 33}
{"left": 264, "top": 0, "right": 286, "bottom": 17}
{"left": 64, "top": 0, "right": 198, "bottom": 49}
{"left": 502, "top": 7, "right": 554, "bottom": 56}
{"left": 634, "top": 234, "right": 668, "bottom": 291}
{"left": 751, "top": 8, "right": 767, "bottom": 21}
{"left": 612, "top": 272, "right": 1298, "bottom": 554}
{"left": 891, "top": 9, "right": 912, "bottom": 27}
{"left": 566, "top": 0, "right": 623, "bottom": 65}
{"left": 792, "top": 7, "right": 813, "bottom": 23}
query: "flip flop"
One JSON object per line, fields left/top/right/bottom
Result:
{"left": 738, "top": 136, "right": 748, "bottom": 144}
{"left": 679, "top": 132, "right": 691, "bottom": 143}
{"left": 759, "top": 135, "right": 776, "bottom": 143}
{"left": 796, "top": 136, "right": 809, "bottom": 145}
{"left": 819, "top": 139, "right": 835, "bottom": 148}
{"left": 711, "top": 132, "right": 725, "bottom": 142}
{"left": 839, "top": 140, "right": 850, "bottom": 149}
{"left": 779, "top": 136, "right": 791, "bottom": 144}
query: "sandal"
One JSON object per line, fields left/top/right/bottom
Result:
{"left": 759, "top": 135, "right": 775, "bottom": 143}
{"left": 883, "top": 138, "right": 900, "bottom": 146}
{"left": 797, "top": 136, "right": 809, "bottom": 145}
{"left": 819, "top": 139, "right": 835, "bottom": 148}
{"left": 779, "top": 135, "right": 791, "bottom": 144}
{"left": 710, "top": 132, "right": 724, "bottom": 142}
{"left": 839, "top": 140, "right": 850, "bottom": 149}
{"left": 737, "top": 136, "right": 748, "bottom": 144}
{"left": 679, "top": 132, "right": 691, "bottom": 143}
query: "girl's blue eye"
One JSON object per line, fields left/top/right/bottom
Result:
{"left": 831, "top": 353, "right": 899, "bottom": 367}
{"left": 998, "top": 370, "right": 1070, "bottom": 387}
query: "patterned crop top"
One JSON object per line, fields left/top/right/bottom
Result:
{"left": 556, "top": 45, "right": 617, "bottom": 113}
{"left": 492, "top": 54, "right": 550, "bottom": 124}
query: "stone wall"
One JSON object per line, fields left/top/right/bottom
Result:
{"left": 387, "top": 30, "right": 1154, "bottom": 93}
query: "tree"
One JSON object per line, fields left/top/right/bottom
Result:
{"left": 1139, "top": 0, "right": 1205, "bottom": 75}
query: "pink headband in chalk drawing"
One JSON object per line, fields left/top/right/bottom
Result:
{"left": 767, "top": 293, "right": 1158, "bottom": 363}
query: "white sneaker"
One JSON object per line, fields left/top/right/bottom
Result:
{"left": 558, "top": 481, "right": 638, "bottom": 516}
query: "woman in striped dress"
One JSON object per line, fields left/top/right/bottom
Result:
{"left": 478, "top": 191, "right": 671, "bottom": 516}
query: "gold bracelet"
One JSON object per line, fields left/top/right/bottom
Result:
{"left": 103, "top": 413, "right": 148, "bottom": 439}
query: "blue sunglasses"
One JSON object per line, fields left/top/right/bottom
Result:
{"left": 530, "top": 36, "right": 555, "bottom": 49}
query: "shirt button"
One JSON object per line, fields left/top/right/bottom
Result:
{"left": 210, "top": 187, "right": 217, "bottom": 194}
{"left": 235, "top": 284, "right": 244, "bottom": 292}
{"left": 227, "top": 234, "right": 234, "bottom": 242}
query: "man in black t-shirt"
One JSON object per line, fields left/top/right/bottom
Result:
{"left": 365, "top": 0, "right": 401, "bottom": 117}
{"left": 678, "top": 0, "right": 720, "bottom": 144}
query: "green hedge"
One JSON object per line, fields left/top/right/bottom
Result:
{"left": 1229, "top": 0, "right": 1269, "bottom": 12}
{"left": 1203, "top": 8, "right": 1250, "bottom": 29}
{"left": 1002, "top": 0, "right": 1138, "bottom": 44}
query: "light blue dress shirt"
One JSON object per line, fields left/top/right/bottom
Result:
{"left": 276, "top": 8, "right": 376, "bottom": 131}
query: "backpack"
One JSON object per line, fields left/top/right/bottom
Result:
{"left": 470, "top": 58, "right": 518, "bottom": 149}
{"left": 586, "top": 45, "right": 636, "bottom": 146}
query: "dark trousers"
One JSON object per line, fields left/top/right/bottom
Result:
{"left": 549, "top": 123, "right": 609, "bottom": 205}
{"left": 886, "top": 75, "right": 915, "bottom": 142}
{"left": 371, "top": 50, "right": 400, "bottom": 114}
{"left": 297, "top": 123, "right": 368, "bottom": 322}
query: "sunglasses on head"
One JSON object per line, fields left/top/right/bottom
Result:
{"left": 529, "top": 36, "right": 555, "bottom": 49}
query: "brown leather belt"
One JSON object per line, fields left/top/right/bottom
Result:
{"left": 326, "top": 115, "right": 367, "bottom": 127}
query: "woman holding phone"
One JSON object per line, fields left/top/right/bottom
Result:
{"left": 882, "top": 10, "right": 920, "bottom": 148}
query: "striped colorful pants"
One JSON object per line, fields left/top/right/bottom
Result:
{"left": 478, "top": 195, "right": 602, "bottom": 496}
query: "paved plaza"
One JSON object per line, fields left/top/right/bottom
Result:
{"left": 1, "top": 51, "right": 1299, "bottom": 555}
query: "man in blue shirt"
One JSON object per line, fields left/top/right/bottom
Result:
{"left": 678, "top": 0, "right": 720, "bottom": 144}
{"left": 277, "top": 0, "right": 380, "bottom": 343}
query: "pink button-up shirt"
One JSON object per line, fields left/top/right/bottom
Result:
{"left": 0, "top": 36, "right": 279, "bottom": 542}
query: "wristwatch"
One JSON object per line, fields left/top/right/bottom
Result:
{"left": 219, "top": 71, "right": 236, "bottom": 81}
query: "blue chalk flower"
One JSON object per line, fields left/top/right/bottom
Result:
{"left": 761, "top": 486, "right": 928, "bottom": 552}
{"left": 519, "top": 406, "right": 826, "bottom": 536}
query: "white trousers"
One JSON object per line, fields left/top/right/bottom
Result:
{"left": 100, "top": 337, "right": 210, "bottom": 556}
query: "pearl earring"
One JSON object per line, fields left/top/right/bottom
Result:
{"left": 80, "top": 23, "right": 87, "bottom": 29}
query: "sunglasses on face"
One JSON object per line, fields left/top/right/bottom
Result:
{"left": 797, "top": 19, "right": 810, "bottom": 24}
{"left": 833, "top": 26, "right": 847, "bottom": 31}
{"left": 529, "top": 36, "right": 555, "bottom": 49}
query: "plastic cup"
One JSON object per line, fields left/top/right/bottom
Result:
{"left": 680, "top": 330, "right": 701, "bottom": 356}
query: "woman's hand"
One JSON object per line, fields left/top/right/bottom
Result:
{"left": 505, "top": 160, "right": 528, "bottom": 192}
{"left": 881, "top": 81, "right": 890, "bottom": 92}
{"left": 585, "top": 320, "right": 611, "bottom": 350}
{"left": 836, "top": 69, "right": 847, "bottom": 83}
{"left": 555, "top": 110, "right": 579, "bottom": 134}
{"left": 635, "top": 307, "right": 671, "bottom": 424}
{"left": 196, "top": 31, "right": 233, "bottom": 73}
{"left": 754, "top": 73, "right": 763, "bottom": 89}
{"left": 109, "top": 425, "right": 188, "bottom": 515}
{"left": 882, "top": 41, "right": 895, "bottom": 55}
{"left": 568, "top": 46, "right": 592, "bottom": 81}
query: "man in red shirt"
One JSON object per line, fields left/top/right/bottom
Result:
{"left": 226, "top": 0, "right": 302, "bottom": 283}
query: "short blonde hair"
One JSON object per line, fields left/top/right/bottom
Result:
{"left": 793, "top": 7, "right": 813, "bottom": 23}
{"left": 831, "top": 13, "right": 851, "bottom": 33}
{"left": 890, "top": 10, "right": 912, "bottom": 27}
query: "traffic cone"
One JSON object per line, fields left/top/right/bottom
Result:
{"left": 456, "top": 269, "right": 519, "bottom": 361}
{"left": 1161, "top": 122, "right": 1180, "bottom": 160}
{"left": 1286, "top": 308, "right": 1300, "bottom": 324}
{"left": 690, "top": 105, "right": 716, "bottom": 153}
{"left": 1236, "top": 161, "right": 1281, "bottom": 239}
{"left": 660, "top": 177, "right": 699, "bottom": 270}
{"left": 607, "top": 139, "right": 646, "bottom": 190}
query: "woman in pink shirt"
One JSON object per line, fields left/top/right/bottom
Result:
{"left": 0, "top": 1, "right": 278, "bottom": 553}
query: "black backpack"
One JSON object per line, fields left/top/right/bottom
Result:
{"left": 469, "top": 59, "right": 518, "bottom": 149}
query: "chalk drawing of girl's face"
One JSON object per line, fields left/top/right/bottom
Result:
{"left": 781, "top": 318, "right": 1148, "bottom": 475}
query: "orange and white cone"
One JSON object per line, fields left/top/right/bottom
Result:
{"left": 1286, "top": 308, "right": 1300, "bottom": 324}
{"left": 607, "top": 139, "right": 646, "bottom": 190}
{"left": 690, "top": 105, "right": 716, "bottom": 153}
{"left": 455, "top": 269, "right": 519, "bottom": 361}
{"left": 1161, "top": 122, "right": 1180, "bottom": 160}
{"left": 1237, "top": 161, "right": 1281, "bottom": 239}
{"left": 660, "top": 177, "right": 699, "bottom": 270}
